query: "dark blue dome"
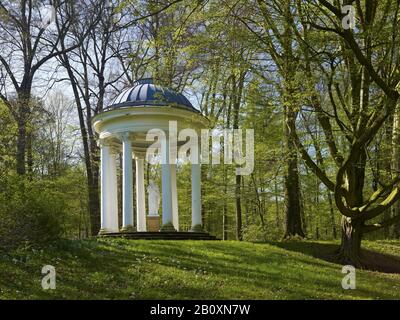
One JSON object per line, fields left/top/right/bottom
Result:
{"left": 107, "top": 78, "right": 198, "bottom": 113}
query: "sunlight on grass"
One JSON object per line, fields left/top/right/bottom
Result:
{"left": 0, "top": 240, "right": 399, "bottom": 299}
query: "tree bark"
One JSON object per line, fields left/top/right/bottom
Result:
{"left": 88, "top": 136, "right": 101, "bottom": 235}
{"left": 281, "top": 1, "right": 304, "bottom": 239}
{"left": 337, "top": 216, "right": 363, "bottom": 267}
{"left": 283, "top": 107, "right": 305, "bottom": 238}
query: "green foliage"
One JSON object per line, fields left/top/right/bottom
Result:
{"left": 242, "top": 224, "right": 267, "bottom": 242}
{"left": 0, "top": 169, "right": 88, "bottom": 250}
{"left": 0, "top": 175, "right": 65, "bottom": 249}
{"left": 0, "top": 101, "right": 16, "bottom": 174}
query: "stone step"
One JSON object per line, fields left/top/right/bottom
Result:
{"left": 98, "top": 231, "right": 218, "bottom": 240}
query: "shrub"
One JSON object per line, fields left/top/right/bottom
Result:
{"left": 0, "top": 174, "right": 67, "bottom": 250}
{"left": 242, "top": 224, "right": 267, "bottom": 242}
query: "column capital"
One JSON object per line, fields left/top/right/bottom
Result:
{"left": 116, "top": 132, "right": 132, "bottom": 142}
{"left": 133, "top": 151, "right": 146, "bottom": 160}
{"left": 98, "top": 138, "right": 119, "bottom": 155}
{"left": 98, "top": 138, "right": 112, "bottom": 148}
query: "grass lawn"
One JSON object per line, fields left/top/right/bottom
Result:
{"left": 0, "top": 239, "right": 399, "bottom": 299}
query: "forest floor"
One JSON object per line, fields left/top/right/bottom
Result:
{"left": 0, "top": 239, "right": 399, "bottom": 299}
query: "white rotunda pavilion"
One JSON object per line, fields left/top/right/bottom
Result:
{"left": 92, "top": 78, "right": 215, "bottom": 240}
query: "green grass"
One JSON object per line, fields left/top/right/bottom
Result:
{"left": 0, "top": 239, "right": 399, "bottom": 299}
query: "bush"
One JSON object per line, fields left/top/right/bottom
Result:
{"left": 242, "top": 222, "right": 284, "bottom": 242}
{"left": 0, "top": 174, "right": 67, "bottom": 250}
{"left": 242, "top": 224, "right": 267, "bottom": 242}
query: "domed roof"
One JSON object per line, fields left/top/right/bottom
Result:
{"left": 107, "top": 78, "right": 198, "bottom": 113}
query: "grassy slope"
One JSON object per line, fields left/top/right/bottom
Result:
{"left": 0, "top": 239, "right": 399, "bottom": 300}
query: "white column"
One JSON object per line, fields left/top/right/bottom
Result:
{"left": 171, "top": 164, "right": 179, "bottom": 231}
{"left": 161, "top": 136, "right": 175, "bottom": 231}
{"left": 100, "top": 144, "right": 109, "bottom": 233}
{"left": 108, "top": 152, "right": 119, "bottom": 231}
{"left": 136, "top": 157, "right": 146, "bottom": 231}
{"left": 100, "top": 143, "right": 119, "bottom": 234}
{"left": 191, "top": 154, "right": 202, "bottom": 232}
{"left": 121, "top": 135, "right": 133, "bottom": 231}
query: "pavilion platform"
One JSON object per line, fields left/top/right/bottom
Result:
{"left": 98, "top": 231, "right": 217, "bottom": 240}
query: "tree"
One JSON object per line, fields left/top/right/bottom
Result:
{"left": 289, "top": 0, "right": 400, "bottom": 265}
{"left": 235, "top": 0, "right": 305, "bottom": 238}
{"left": 0, "top": 0, "right": 99, "bottom": 175}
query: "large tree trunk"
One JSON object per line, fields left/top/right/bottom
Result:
{"left": 88, "top": 139, "right": 101, "bottom": 236}
{"left": 337, "top": 148, "right": 366, "bottom": 266}
{"left": 281, "top": 1, "right": 304, "bottom": 239}
{"left": 88, "top": 165, "right": 101, "bottom": 236}
{"left": 283, "top": 107, "right": 305, "bottom": 238}
{"left": 337, "top": 216, "right": 363, "bottom": 267}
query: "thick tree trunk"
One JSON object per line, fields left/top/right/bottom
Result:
{"left": 335, "top": 143, "right": 366, "bottom": 265}
{"left": 283, "top": 160, "right": 304, "bottom": 237}
{"left": 337, "top": 216, "right": 363, "bottom": 267}
{"left": 88, "top": 145, "right": 100, "bottom": 235}
{"left": 281, "top": 1, "right": 304, "bottom": 239}
{"left": 283, "top": 108, "right": 305, "bottom": 238}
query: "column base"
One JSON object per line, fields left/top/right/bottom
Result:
{"left": 120, "top": 225, "right": 135, "bottom": 232}
{"left": 160, "top": 222, "right": 177, "bottom": 232}
{"left": 190, "top": 224, "right": 204, "bottom": 232}
{"left": 98, "top": 228, "right": 113, "bottom": 235}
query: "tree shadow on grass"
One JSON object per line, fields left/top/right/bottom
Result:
{"left": 2, "top": 239, "right": 399, "bottom": 299}
{"left": 268, "top": 241, "right": 400, "bottom": 274}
